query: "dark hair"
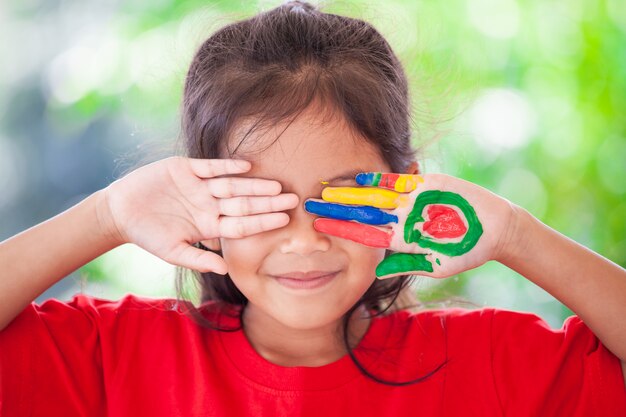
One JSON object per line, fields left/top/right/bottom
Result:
{"left": 174, "top": 0, "right": 447, "bottom": 386}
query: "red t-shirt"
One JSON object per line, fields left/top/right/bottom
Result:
{"left": 1, "top": 293, "right": 624, "bottom": 416}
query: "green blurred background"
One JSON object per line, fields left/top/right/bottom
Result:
{"left": 1, "top": 0, "right": 624, "bottom": 328}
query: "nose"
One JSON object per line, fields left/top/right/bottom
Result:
{"left": 278, "top": 203, "right": 331, "bottom": 255}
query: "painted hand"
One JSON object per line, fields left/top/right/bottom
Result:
{"left": 305, "top": 172, "right": 516, "bottom": 279}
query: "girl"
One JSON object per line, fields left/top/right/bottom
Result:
{"left": 1, "top": 1, "right": 625, "bottom": 416}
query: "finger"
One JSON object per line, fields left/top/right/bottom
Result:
{"left": 218, "top": 194, "right": 299, "bottom": 216}
{"left": 375, "top": 253, "right": 433, "bottom": 279}
{"left": 356, "top": 172, "right": 423, "bottom": 193}
{"left": 313, "top": 218, "right": 392, "bottom": 248}
{"left": 304, "top": 199, "right": 398, "bottom": 225}
{"left": 187, "top": 158, "right": 251, "bottom": 179}
{"left": 322, "top": 187, "right": 405, "bottom": 209}
{"left": 168, "top": 243, "right": 228, "bottom": 274}
{"left": 218, "top": 212, "right": 290, "bottom": 238}
{"left": 207, "top": 177, "right": 283, "bottom": 198}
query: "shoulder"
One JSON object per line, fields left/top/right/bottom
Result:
{"left": 387, "top": 305, "right": 497, "bottom": 321}
{"left": 52, "top": 292, "right": 181, "bottom": 310}
{"left": 380, "top": 306, "right": 566, "bottom": 355}
{"left": 28, "top": 293, "right": 183, "bottom": 321}
{"left": 391, "top": 306, "right": 570, "bottom": 334}
{"left": 35, "top": 293, "right": 226, "bottom": 316}
{"left": 371, "top": 306, "right": 499, "bottom": 360}
{"left": 9, "top": 293, "right": 231, "bottom": 335}
{"left": 381, "top": 306, "right": 497, "bottom": 336}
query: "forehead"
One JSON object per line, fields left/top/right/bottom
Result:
{"left": 227, "top": 105, "right": 390, "bottom": 189}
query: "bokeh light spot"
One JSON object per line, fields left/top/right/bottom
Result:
{"left": 466, "top": 0, "right": 519, "bottom": 40}
{"left": 468, "top": 88, "right": 537, "bottom": 154}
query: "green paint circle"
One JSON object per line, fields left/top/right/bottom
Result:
{"left": 404, "top": 190, "right": 483, "bottom": 256}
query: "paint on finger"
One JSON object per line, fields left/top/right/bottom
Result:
{"left": 356, "top": 172, "right": 424, "bottom": 193}
{"left": 304, "top": 200, "right": 398, "bottom": 225}
{"left": 322, "top": 187, "right": 400, "bottom": 209}
{"left": 314, "top": 218, "right": 392, "bottom": 248}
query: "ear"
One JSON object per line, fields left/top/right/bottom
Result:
{"left": 200, "top": 238, "right": 222, "bottom": 252}
{"left": 405, "top": 161, "right": 420, "bottom": 175}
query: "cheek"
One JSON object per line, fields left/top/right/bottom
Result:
{"left": 220, "top": 236, "right": 266, "bottom": 276}
{"left": 346, "top": 244, "right": 386, "bottom": 275}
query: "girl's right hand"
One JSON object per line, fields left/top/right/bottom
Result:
{"left": 97, "top": 156, "right": 298, "bottom": 274}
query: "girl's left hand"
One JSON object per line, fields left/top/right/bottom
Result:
{"left": 305, "top": 172, "right": 520, "bottom": 279}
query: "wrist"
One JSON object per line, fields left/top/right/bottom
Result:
{"left": 493, "top": 201, "right": 535, "bottom": 266}
{"left": 93, "top": 188, "right": 127, "bottom": 247}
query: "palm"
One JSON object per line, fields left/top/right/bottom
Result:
{"left": 105, "top": 158, "right": 218, "bottom": 260}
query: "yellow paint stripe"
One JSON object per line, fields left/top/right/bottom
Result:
{"left": 394, "top": 176, "right": 408, "bottom": 192}
{"left": 322, "top": 187, "right": 400, "bottom": 209}
{"left": 393, "top": 174, "right": 424, "bottom": 193}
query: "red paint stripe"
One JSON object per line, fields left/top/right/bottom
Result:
{"left": 378, "top": 173, "right": 399, "bottom": 190}
{"left": 314, "top": 219, "right": 391, "bottom": 248}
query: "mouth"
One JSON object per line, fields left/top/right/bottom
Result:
{"left": 270, "top": 270, "right": 340, "bottom": 290}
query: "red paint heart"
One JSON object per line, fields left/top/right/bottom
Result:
{"left": 422, "top": 205, "right": 467, "bottom": 239}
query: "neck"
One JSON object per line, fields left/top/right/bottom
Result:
{"left": 241, "top": 304, "right": 371, "bottom": 367}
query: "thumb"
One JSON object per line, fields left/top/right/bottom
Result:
{"left": 375, "top": 253, "right": 433, "bottom": 279}
{"left": 169, "top": 243, "right": 228, "bottom": 274}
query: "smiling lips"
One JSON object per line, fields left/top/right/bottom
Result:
{"left": 271, "top": 271, "right": 340, "bottom": 290}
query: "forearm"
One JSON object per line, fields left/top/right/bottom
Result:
{"left": 498, "top": 206, "right": 626, "bottom": 361}
{"left": 0, "top": 190, "right": 122, "bottom": 331}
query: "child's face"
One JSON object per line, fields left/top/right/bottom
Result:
{"left": 219, "top": 104, "right": 391, "bottom": 330}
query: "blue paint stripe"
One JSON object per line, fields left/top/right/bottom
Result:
{"left": 304, "top": 200, "right": 398, "bottom": 225}
{"left": 355, "top": 172, "right": 375, "bottom": 186}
